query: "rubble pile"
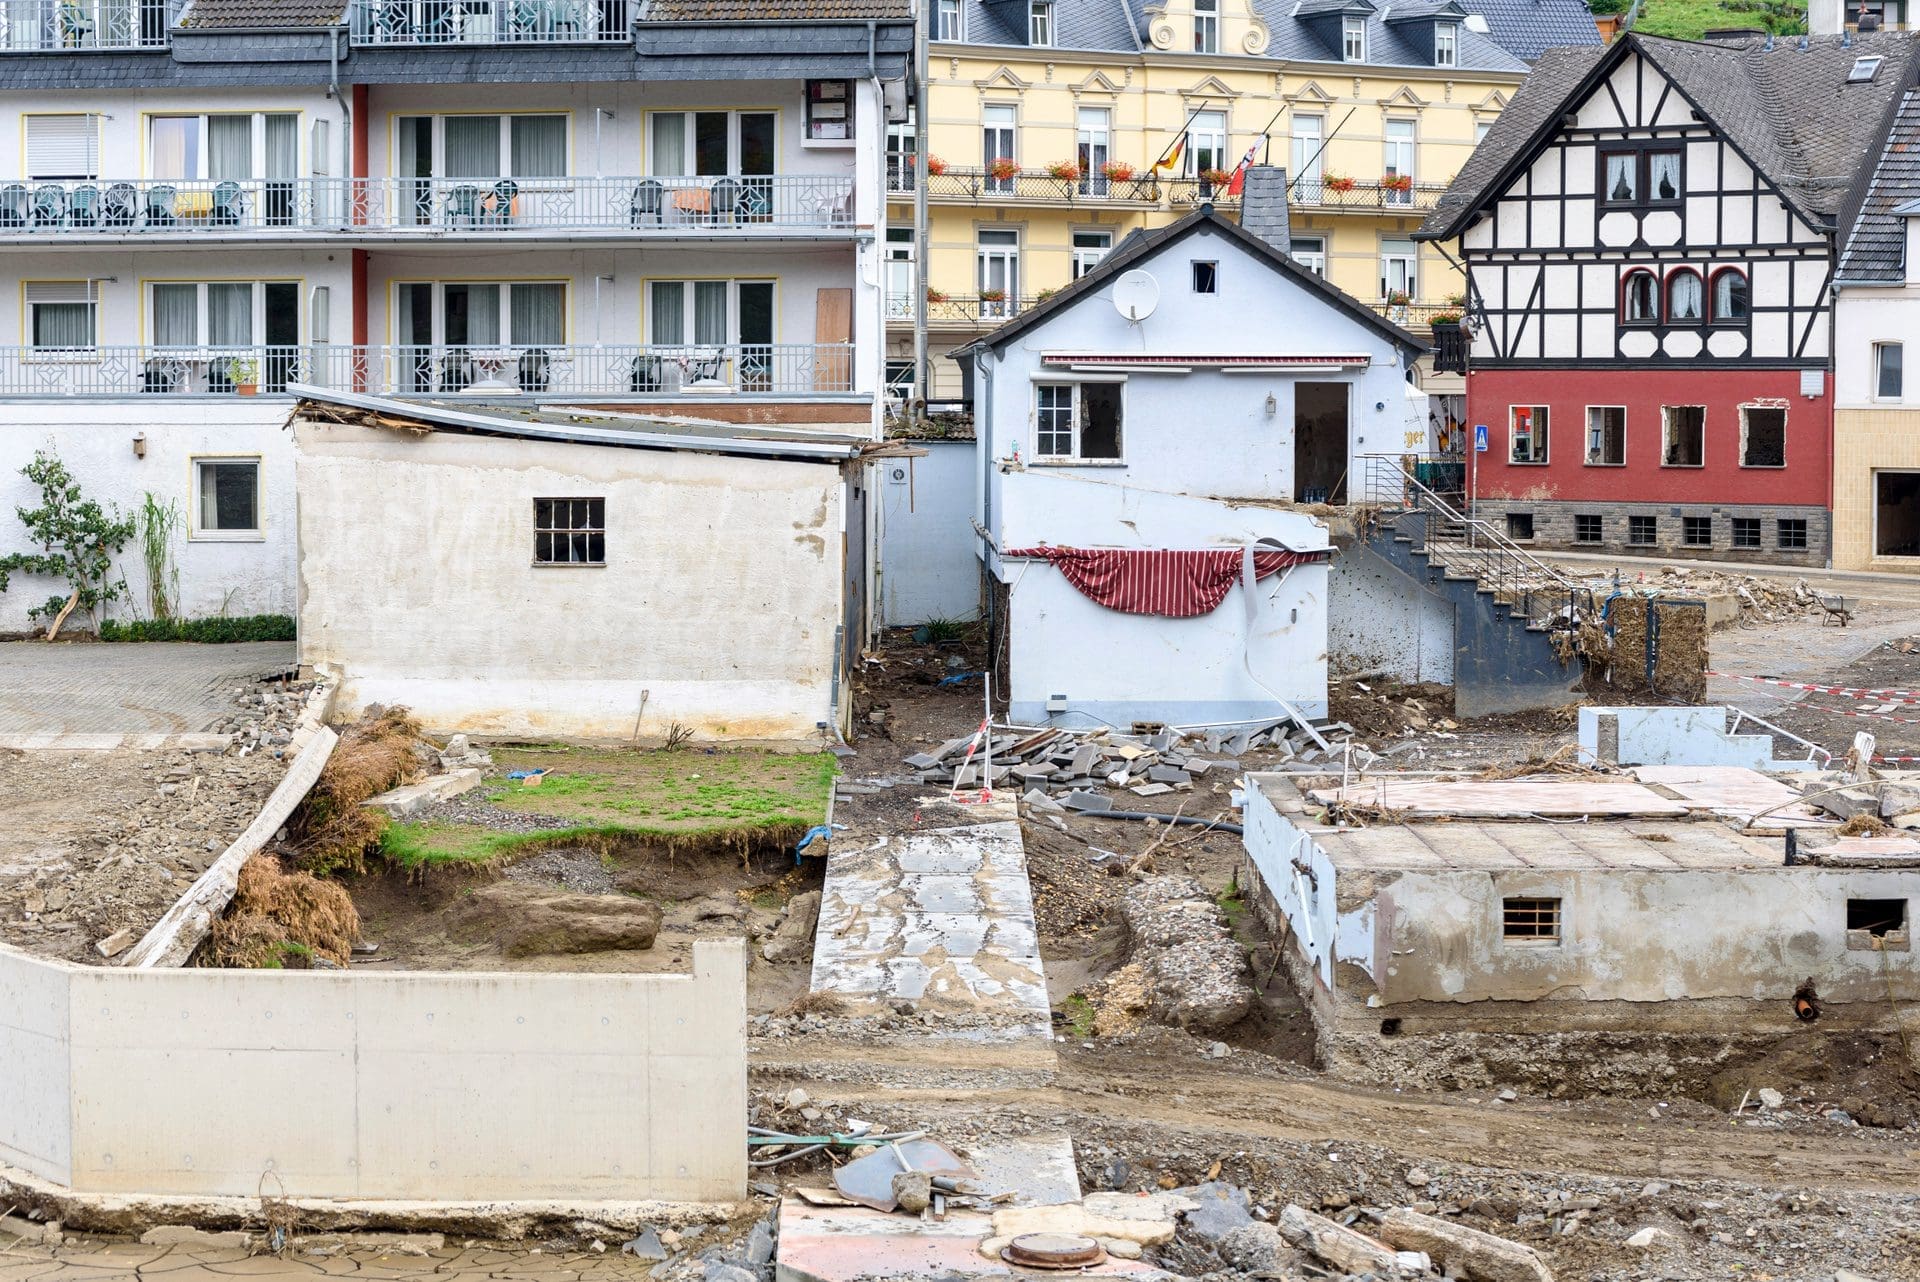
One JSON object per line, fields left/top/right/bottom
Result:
{"left": 1113, "top": 876, "right": 1254, "bottom": 1033}
{"left": 901, "top": 717, "right": 1353, "bottom": 803}
{"left": 209, "top": 673, "right": 326, "bottom": 756}
{"left": 1585, "top": 567, "right": 1828, "bottom": 624}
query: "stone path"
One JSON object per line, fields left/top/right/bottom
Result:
{"left": 0, "top": 641, "right": 295, "bottom": 736}
{"left": 809, "top": 800, "right": 1052, "bottom": 1041}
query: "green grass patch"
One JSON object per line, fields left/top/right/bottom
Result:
{"left": 482, "top": 746, "right": 834, "bottom": 831}
{"left": 1062, "top": 994, "right": 1097, "bottom": 1039}
{"left": 1630, "top": 0, "right": 1803, "bottom": 39}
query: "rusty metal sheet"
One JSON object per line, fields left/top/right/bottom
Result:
{"left": 832, "top": 1139, "right": 976, "bottom": 1212}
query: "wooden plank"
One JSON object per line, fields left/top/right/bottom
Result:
{"left": 814, "top": 287, "right": 851, "bottom": 391}
{"left": 122, "top": 726, "right": 340, "bottom": 969}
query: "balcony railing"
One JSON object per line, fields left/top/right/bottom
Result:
{"left": 888, "top": 163, "right": 1172, "bottom": 205}
{"left": 0, "top": 0, "right": 179, "bottom": 50}
{"left": 1290, "top": 179, "right": 1450, "bottom": 213}
{"left": 1367, "top": 300, "right": 1464, "bottom": 329}
{"left": 0, "top": 175, "right": 858, "bottom": 236}
{"left": 889, "top": 294, "right": 1044, "bottom": 324}
{"left": 0, "top": 343, "right": 858, "bottom": 398}
{"left": 351, "top": 0, "right": 633, "bottom": 44}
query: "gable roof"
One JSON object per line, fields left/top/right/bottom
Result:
{"left": 970, "top": 202, "right": 1425, "bottom": 359}
{"left": 1420, "top": 31, "right": 1920, "bottom": 242}
{"left": 181, "top": 0, "right": 344, "bottom": 26}
{"left": 1456, "top": 0, "right": 1603, "bottom": 62}
{"left": 1838, "top": 87, "right": 1920, "bottom": 284}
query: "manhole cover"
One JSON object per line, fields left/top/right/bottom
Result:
{"left": 1001, "top": 1232, "right": 1108, "bottom": 1270}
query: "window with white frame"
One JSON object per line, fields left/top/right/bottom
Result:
{"left": 1380, "top": 238, "right": 1417, "bottom": 300}
{"left": 192, "top": 458, "right": 261, "bottom": 539}
{"left": 1877, "top": 342, "right": 1905, "bottom": 400}
{"left": 1194, "top": 0, "right": 1218, "bottom": 52}
{"left": 1585, "top": 405, "right": 1625, "bottom": 466}
{"left": 150, "top": 112, "right": 299, "bottom": 181}
{"left": 1434, "top": 21, "right": 1457, "bottom": 66}
{"left": 1184, "top": 109, "right": 1227, "bottom": 177}
{"left": 977, "top": 227, "right": 1021, "bottom": 316}
{"left": 396, "top": 113, "right": 566, "bottom": 182}
{"left": 935, "top": 0, "right": 961, "bottom": 39}
{"left": 1077, "top": 106, "right": 1110, "bottom": 194}
{"left": 647, "top": 110, "right": 775, "bottom": 177}
{"left": 150, "top": 280, "right": 300, "bottom": 349}
{"left": 1033, "top": 381, "right": 1123, "bottom": 460}
{"left": 533, "top": 498, "right": 606, "bottom": 566}
{"left": 26, "top": 115, "right": 100, "bottom": 181}
{"left": 1342, "top": 14, "right": 1366, "bottom": 61}
{"left": 1474, "top": 119, "right": 1492, "bottom": 143}
{"left": 983, "top": 104, "right": 1017, "bottom": 192}
{"left": 1290, "top": 113, "right": 1324, "bottom": 200}
{"left": 1290, "top": 236, "right": 1326, "bottom": 276}
{"left": 1072, "top": 229, "right": 1112, "bottom": 279}
{"left": 1510, "top": 405, "right": 1548, "bottom": 464}
{"left": 804, "top": 81, "right": 854, "bottom": 142}
{"left": 1383, "top": 119, "right": 1415, "bottom": 204}
{"left": 1028, "top": 0, "right": 1053, "bottom": 45}
{"left": 885, "top": 227, "right": 915, "bottom": 318}
{"left": 27, "top": 282, "right": 97, "bottom": 351}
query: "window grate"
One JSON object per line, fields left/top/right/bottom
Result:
{"left": 534, "top": 497, "right": 606, "bottom": 565}
{"left": 1777, "top": 518, "right": 1808, "bottom": 551}
{"left": 1503, "top": 896, "right": 1561, "bottom": 943}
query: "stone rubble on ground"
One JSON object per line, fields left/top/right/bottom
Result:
{"left": 1106, "top": 876, "right": 1254, "bottom": 1032}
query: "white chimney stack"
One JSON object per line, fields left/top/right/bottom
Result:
{"left": 1809, "top": 0, "right": 1844, "bottom": 35}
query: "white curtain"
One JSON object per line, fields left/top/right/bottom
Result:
{"left": 208, "top": 283, "right": 253, "bottom": 346}
{"left": 444, "top": 117, "right": 501, "bottom": 177}
{"left": 150, "top": 117, "right": 197, "bottom": 180}
{"left": 33, "top": 303, "right": 94, "bottom": 348}
{"left": 510, "top": 116, "right": 566, "bottom": 177}
{"left": 693, "top": 281, "right": 728, "bottom": 345}
{"left": 650, "top": 281, "right": 685, "bottom": 343}
{"left": 650, "top": 113, "right": 687, "bottom": 176}
{"left": 152, "top": 283, "right": 198, "bottom": 346}
{"left": 448, "top": 283, "right": 500, "bottom": 345}
{"left": 263, "top": 113, "right": 297, "bottom": 179}
{"left": 510, "top": 283, "right": 565, "bottom": 345}
{"left": 208, "top": 116, "right": 252, "bottom": 181}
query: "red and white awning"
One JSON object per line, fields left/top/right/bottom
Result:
{"left": 1040, "top": 352, "right": 1372, "bottom": 371}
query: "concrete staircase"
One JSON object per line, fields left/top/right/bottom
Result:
{"left": 1357, "top": 459, "right": 1586, "bottom": 718}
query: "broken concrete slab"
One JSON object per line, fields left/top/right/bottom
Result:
{"left": 763, "top": 891, "right": 823, "bottom": 964}
{"left": 1376, "top": 1208, "right": 1554, "bottom": 1282}
{"left": 1278, "top": 1205, "right": 1399, "bottom": 1276}
{"left": 774, "top": 1198, "right": 1171, "bottom": 1282}
{"left": 362, "top": 768, "right": 482, "bottom": 820}
{"left": 1063, "top": 791, "right": 1113, "bottom": 813}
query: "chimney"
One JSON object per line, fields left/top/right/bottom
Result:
{"left": 1808, "top": 0, "right": 1844, "bottom": 35}
{"left": 1238, "top": 165, "right": 1293, "bottom": 257}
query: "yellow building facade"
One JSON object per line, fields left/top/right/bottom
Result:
{"left": 886, "top": 0, "right": 1572, "bottom": 400}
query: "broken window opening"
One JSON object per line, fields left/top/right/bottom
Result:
{"left": 1034, "top": 381, "right": 1123, "bottom": 461}
{"left": 1079, "top": 381, "right": 1124, "bottom": 459}
{"left": 1505, "top": 512, "right": 1534, "bottom": 541}
{"left": 1741, "top": 406, "right": 1785, "bottom": 468}
{"left": 1875, "top": 472, "right": 1920, "bottom": 558}
{"left": 1847, "top": 898, "right": 1907, "bottom": 938}
{"left": 1662, "top": 406, "right": 1705, "bottom": 467}
{"left": 533, "top": 496, "right": 606, "bottom": 566}
{"left": 1502, "top": 896, "right": 1561, "bottom": 944}
{"left": 1586, "top": 405, "right": 1625, "bottom": 466}
{"left": 1192, "top": 260, "right": 1218, "bottom": 294}
{"left": 1509, "top": 405, "right": 1548, "bottom": 464}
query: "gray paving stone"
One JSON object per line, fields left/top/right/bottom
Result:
{"left": 0, "top": 641, "right": 295, "bottom": 736}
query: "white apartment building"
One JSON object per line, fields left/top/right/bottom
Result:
{"left": 0, "top": 0, "right": 910, "bottom": 632}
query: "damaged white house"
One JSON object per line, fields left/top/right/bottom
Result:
{"left": 965, "top": 177, "right": 1427, "bottom": 728}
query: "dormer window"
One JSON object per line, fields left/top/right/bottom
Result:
{"left": 1435, "top": 21, "right": 1457, "bottom": 66}
{"left": 935, "top": 0, "right": 960, "bottom": 40}
{"left": 1343, "top": 14, "right": 1366, "bottom": 60}
{"left": 1029, "top": 0, "right": 1053, "bottom": 46}
{"left": 1194, "top": 0, "right": 1219, "bottom": 52}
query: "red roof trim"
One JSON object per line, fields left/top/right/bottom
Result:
{"left": 1040, "top": 353, "right": 1373, "bottom": 366}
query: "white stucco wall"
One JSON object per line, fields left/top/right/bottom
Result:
{"left": 0, "top": 939, "right": 746, "bottom": 1201}
{"left": 1835, "top": 281, "right": 1920, "bottom": 408}
{"left": 294, "top": 420, "right": 845, "bottom": 740}
{"left": 878, "top": 438, "right": 980, "bottom": 625}
{"left": 1240, "top": 775, "right": 1360, "bottom": 991}
{"left": 1325, "top": 541, "right": 1455, "bottom": 685}
{"left": 0, "top": 401, "right": 295, "bottom": 633}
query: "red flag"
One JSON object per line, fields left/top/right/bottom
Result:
{"left": 1224, "top": 142, "right": 1261, "bottom": 196}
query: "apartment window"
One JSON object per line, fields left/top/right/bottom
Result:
{"left": 1628, "top": 515, "right": 1657, "bottom": 546}
{"left": 983, "top": 104, "right": 1017, "bottom": 193}
{"left": 1711, "top": 268, "right": 1750, "bottom": 324}
{"left": 646, "top": 279, "right": 773, "bottom": 348}
{"left": 26, "top": 114, "right": 100, "bottom": 181}
{"left": 1502, "top": 896, "right": 1560, "bottom": 944}
{"left": 1290, "top": 114, "right": 1324, "bottom": 200}
{"left": 934, "top": 0, "right": 961, "bottom": 40}
{"left": 1574, "top": 514, "right": 1602, "bottom": 544}
{"left": 1383, "top": 119, "right": 1415, "bottom": 204}
{"left": 804, "top": 81, "right": 854, "bottom": 142}
{"left": 1648, "top": 150, "right": 1682, "bottom": 202}
{"left": 1682, "top": 515, "right": 1712, "bottom": 547}
{"left": 1622, "top": 270, "right": 1658, "bottom": 324}
{"left": 1380, "top": 238, "right": 1418, "bottom": 300}
{"left": 1731, "top": 517, "right": 1761, "bottom": 549}
{"left": 978, "top": 227, "right": 1021, "bottom": 317}
{"left": 1876, "top": 473, "right": 1920, "bottom": 556}
{"left": 1601, "top": 148, "right": 1681, "bottom": 206}
{"left": 399, "top": 280, "right": 568, "bottom": 348}
{"left": 1072, "top": 229, "right": 1112, "bottom": 279}
{"left": 533, "top": 498, "right": 606, "bottom": 566}
{"left": 1584, "top": 406, "right": 1624, "bottom": 466}
{"left": 1777, "top": 518, "right": 1808, "bottom": 551}
{"left": 1185, "top": 110, "right": 1227, "bottom": 178}
{"left": 1194, "top": 0, "right": 1218, "bottom": 50}
{"left": 1028, "top": 0, "right": 1053, "bottom": 45}
{"left": 151, "top": 112, "right": 299, "bottom": 182}
{"left": 1475, "top": 119, "right": 1492, "bottom": 144}
{"left": 1741, "top": 406, "right": 1785, "bottom": 468}
{"left": 1505, "top": 512, "right": 1534, "bottom": 541}
{"left": 1076, "top": 107, "right": 1111, "bottom": 195}
{"left": 26, "top": 282, "right": 97, "bottom": 351}
{"left": 1192, "top": 261, "right": 1218, "bottom": 294}
{"left": 885, "top": 227, "right": 914, "bottom": 318}
{"left": 192, "top": 459, "right": 261, "bottom": 539}
{"left": 1342, "top": 14, "right": 1366, "bottom": 60}
{"left": 1662, "top": 406, "right": 1705, "bottom": 467}
{"left": 1877, "top": 342, "right": 1905, "bottom": 400}
{"left": 1032, "top": 382, "right": 1123, "bottom": 461}
{"left": 1509, "top": 405, "right": 1548, "bottom": 464}
{"left": 647, "top": 110, "right": 776, "bottom": 177}
{"left": 1666, "top": 269, "right": 1703, "bottom": 324}
{"left": 1290, "top": 236, "right": 1327, "bottom": 276}
{"left": 151, "top": 280, "right": 301, "bottom": 364}
{"left": 1434, "top": 21, "right": 1457, "bottom": 66}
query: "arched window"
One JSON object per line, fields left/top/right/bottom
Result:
{"left": 1711, "top": 268, "right": 1750, "bottom": 324}
{"left": 1666, "top": 269, "right": 1703, "bottom": 323}
{"left": 1622, "top": 270, "right": 1658, "bottom": 324}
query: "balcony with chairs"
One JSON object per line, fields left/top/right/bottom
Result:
{"left": 0, "top": 174, "right": 860, "bottom": 240}
{"left": 0, "top": 342, "right": 859, "bottom": 398}
{"left": 351, "top": 0, "right": 633, "bottom": 44}
{"left": 0, "top": 0, "right": 179, "bottom": 51}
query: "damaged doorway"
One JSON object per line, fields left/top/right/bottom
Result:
{"left": 1876, "top": 471, "right": 1920, "bottom": 557}
{"left": 1295, "top": 381, "right": 1349, "bottom": 504}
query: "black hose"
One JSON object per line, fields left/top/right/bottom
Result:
{"left": 1079, "top": 809, "right": 1243, "bottom": 836}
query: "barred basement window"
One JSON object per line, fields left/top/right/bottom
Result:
{"left": 1628, "top": 515, "right": 1657, "bottom": 546}
{"left": 1777, "top": 518, "right": 1809, "bottom": 551}
{"left": 1732, "top": 517, "right": 1761, "bottom": 549}
{"left": 533, "top": 497, "right": 606, "bottom": 566}
{"left": 1574, "top": 514, "right": 1602, "bottom": 544}
{"left": 1683, "top": 515, "right": 1713, "bottom": 547}
{"left": 1503, "top": 896, "right": 1561, "bottom": 944}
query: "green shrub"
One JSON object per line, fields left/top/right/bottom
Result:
{"left": 98, "top": 614, "right": 296, "bottom": 643}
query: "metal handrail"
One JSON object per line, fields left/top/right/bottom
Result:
{"left": 350, "top": 0, "right": 632, "bottom": 44}
{"left": 0, "top": 0, "right": 179, "bottom": 51}
{"left": 1727, "top": 706, "right": 1833, "bottom": 768}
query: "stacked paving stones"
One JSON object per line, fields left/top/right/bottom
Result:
{"left": 901, "top": 718, "right": 1354, "bottom": 809}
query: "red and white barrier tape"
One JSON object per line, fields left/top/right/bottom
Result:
{"left": 1788, "top": 699, "right": 1920, "bottom": 727}
{"left": 1708, "top": 670, "right": 1920, "bottom": 704}
{"left": 946, "top": 717, "right": 995, "bottom": 804}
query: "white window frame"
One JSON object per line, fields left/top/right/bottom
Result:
{"left": 1383, "top": 118, "right": 1416, "bottom": 204}
{"left": 1193, "top": 0, "right": 1218, "bottom": 52}
{"left": 1434, "top": 21, "right": 1457, "bottom": 67}
{"left": 1028, "top": 0, "right": 1053, "bottom": 46}
{"left": 645, "top": 109, "right": 776, "bottom": 178}
{"left": 1380, "top": 238, "right": 1418, "bottom": 300}
{"left": 148, "top": 280, "right": 299, "bottom": 348}
{"left": 1509, "top": 405, "right": 1548, "bottom": 465}
{"left": 1876, "top": 341, "right": 1905, "bottom": 401}
{"left": 644, "top": 278, "right": 775, "bottom": 346}
{"left": 983, "top": 103, "right": 1017, "bottom": 193}
{"left": 1071, "top": 228, "right": 1112, "bottom": 279}
{"left": 1031, "top": 378, "right": 1125, "bottom": 462}
{"left": 1290, "top": 236, "right": 1326, "bottom": 276}
{"left": 394, "top": 280, "right": 569, "bottom": 348}
{"left": 1290, "top": 114, "right": 1324, "bottom": 200}
{"left": 189, "top": 455, "right": 264, "bottom": 543}
{"left": 1342, "top": 14, "right": 1366, "bottom": 61}
{"left": 147, "top": 111, "right": 300, "bottom": 181}
{"left": 26, "top": 114, "right": 101, "bottom": 181}
{"left": 1584, "top": 405, "right": 1625, "bottom": 467}
{"left": 977, "top": 227, "right": 1021, "bottom": 317}
{"left": 1076, "top": 106, "right": 1111, "bottom": 194}
{"left": 934, "top": 0, "right": 961, "bottom": 40}
{"left": 1184, "top": 109, "right": 1227, "bottom": 177}
{"left": 885, "top": 227, "right": 915, "bottom": 318}
{"left": 26, "top": 281, "right": 98, "bottom": 352}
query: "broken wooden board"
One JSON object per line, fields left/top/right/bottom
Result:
{"left": 1306, "top": 777, "right": 1690, "bottom": 819}
{"left": 121, "top": 726, "right": 339, "bottom": 969}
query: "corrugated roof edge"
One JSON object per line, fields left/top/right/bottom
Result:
{"left": 286, "top": 385, "right": 867, "bottom": 462}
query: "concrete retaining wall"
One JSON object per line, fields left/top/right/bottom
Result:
{"left": 0, "top": 939, "right": 746, "bottom": 1203}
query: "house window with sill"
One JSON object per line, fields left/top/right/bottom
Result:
{"left": 1434, "top": 21, "right": 1457, "bottom": 67}
{"left": 192, "top": 458, "right": 261, "bottom": 541}
{"left": 1028, "top": 0, "right": 1053, "bottom": 46}
{"left": 1033, "top": 382, "right": 1123, "bottom": 462}
{"left": 1600, "top": 148, "right": 1682, "bottom": 207}
{"left": 1509, "top": 405, "right": 1548, "bottom": 464}
{"left": 1342, "top": 15, "right": 1366, "bottom": 60}
{"left": 1877, "top": 342, "right": 1904, "bottom": 400}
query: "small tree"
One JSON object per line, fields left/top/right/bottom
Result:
{"left": 0, "top": 451, "right": 135, "bottom": 639}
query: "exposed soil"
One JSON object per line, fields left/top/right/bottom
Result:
{"left": 1764, "top": 629, "right": 1920, "bottom": 760}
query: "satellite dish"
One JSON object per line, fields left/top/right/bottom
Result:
{"left": 1112, "top": 270, "right": 1160, "bottom": 322}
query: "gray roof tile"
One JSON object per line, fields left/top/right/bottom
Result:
{"left": 1456, "top": 0, "right": 1601, "bottom": 62}
{"left": 1839, "top": 87, "right": 1920, "bottom": 283}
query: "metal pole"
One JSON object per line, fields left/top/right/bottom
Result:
{"left": 912, "top": 0, "right": 929, "bottom": 418}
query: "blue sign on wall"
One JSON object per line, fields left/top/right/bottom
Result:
{"left": 1473, "top": 423, "right": 1489, "bottom": 453}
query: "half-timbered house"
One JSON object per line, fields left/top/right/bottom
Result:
{"left": 1417, "top": 31, "right": 1920, "bottom": 565}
